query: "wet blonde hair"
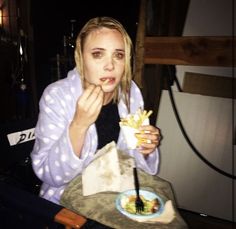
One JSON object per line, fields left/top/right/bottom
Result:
{"left": 74, "top": 16, "right": 133, "bottom": 111}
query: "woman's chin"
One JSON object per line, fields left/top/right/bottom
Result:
{"left": 102, "top": 84, "right": 116, "bottom": 93}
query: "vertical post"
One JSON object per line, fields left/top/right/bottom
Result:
{"left": 133, "top": 0, "right": 146, "bottom": 88}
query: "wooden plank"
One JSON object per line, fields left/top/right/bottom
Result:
{"left": 54, "top": 208, "right": 87, "bottom": 228}
{"left": 183, "top": 72, "right": 235, "bottom": 98}
{"left": 144, "top": 36, "right": 235, "bottom": 66}
{"left": 133, "top": 0, "right": 146, "bottom": 88}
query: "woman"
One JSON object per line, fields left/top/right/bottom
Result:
{"left": 31, "top": 17, "right": 161, "bottom": 205}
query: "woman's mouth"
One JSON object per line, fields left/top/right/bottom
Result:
{"left": 100, "top": 77, "right": 115, "bottom": 85}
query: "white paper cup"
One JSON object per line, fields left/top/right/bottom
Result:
{"left": 120, "top": 115, "right": 150, "bottom": 149}
{"left": 120, "top": 125, "right": 139, "bottom": 149}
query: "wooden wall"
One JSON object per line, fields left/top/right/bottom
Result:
{"left": 134, "top": 0, "right": 234, "bottom": 125}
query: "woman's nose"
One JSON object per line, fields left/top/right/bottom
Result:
{"left": 104, "top": 57, "right": 115, "bottom": 71}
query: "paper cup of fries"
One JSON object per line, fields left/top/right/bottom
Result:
{"left": 119, "top": 109, "right": 152, "bottom": 149}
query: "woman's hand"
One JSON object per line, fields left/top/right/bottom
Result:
{"left": 135, "top": 125, "right": 161, "bottom": 156}
{"left": 72, "top": 84, "right": 104, "bottom": 129}
{"left": 69, "top": 84, "right": 104, "bottom": 156}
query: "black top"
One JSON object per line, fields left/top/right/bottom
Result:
{"left": 95, "top": 101, "right": 120, "bottom": 150}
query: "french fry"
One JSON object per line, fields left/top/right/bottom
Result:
{"left": 101, "top": 78, "right": 109, "bottom": 86}
{"left": 145, "top": 110, "right": 153, "bottom": 120}
{"left": 119, "top": 109, "right": 153, "bottom": 129}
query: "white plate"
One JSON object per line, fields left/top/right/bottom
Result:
{"left": 115, "top": 189, "right": 164, "bottom": 220}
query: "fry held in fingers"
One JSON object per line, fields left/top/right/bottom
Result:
{"left": 102, "top": 78, "right": 110, "bottom": 85}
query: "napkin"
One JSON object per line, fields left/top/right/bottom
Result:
{"left": 82, "top": 141, "right": 135, "bottom": 196}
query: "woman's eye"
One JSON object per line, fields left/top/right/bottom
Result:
{"left": 92, "top": 52, "right": 102, "bottom": 58}
{"left": 115, "top": 52, "right": 124, "bottom": 60}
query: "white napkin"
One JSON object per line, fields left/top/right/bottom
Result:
{"left": 82, "top": 141, "right": 135, "bottom": 196}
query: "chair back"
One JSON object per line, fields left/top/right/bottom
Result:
{"left": 0, "top": 118, "right": 41, "bottom": 194}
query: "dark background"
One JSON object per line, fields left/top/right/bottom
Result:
{"left": 0, "top": 0, "right": 141, "bottom": 123}
{"left": 31, "top": 0, "right": 140, "bottom": 98}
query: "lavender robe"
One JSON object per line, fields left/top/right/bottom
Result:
{"left": 31, "top": 68, "right": 159, "bottom": 204}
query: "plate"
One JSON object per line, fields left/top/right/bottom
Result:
{"left": 115, "top": 189, "right": 164, "bottom": 220}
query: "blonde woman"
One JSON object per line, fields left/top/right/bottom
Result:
{"left": 31, "top": 17, "right": 161, "bottom": 205}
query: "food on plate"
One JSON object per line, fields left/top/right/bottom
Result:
{"left": 120, "top": 194, "right": 160, "bottom": 215}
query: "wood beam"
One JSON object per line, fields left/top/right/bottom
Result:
{"left": 54, "top": 208, "right": 87, "bottom": 228}
{"left": 144, "top": 36, "right": 235, "bottom": 67}
{"left": 134, "top": 0, "right": 146, "bottom": 88}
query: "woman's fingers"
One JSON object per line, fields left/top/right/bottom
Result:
{"left": 136, "top": 126, "right": 161, "bottom": 143}
{"left": 79, "top": 84, "right": 104, "bottom": 109}
{"left": 136, "top": 125, "right": 162, "bottom": 155}
{"left": 73, "top": 84, "right": 104, "bottom": 127}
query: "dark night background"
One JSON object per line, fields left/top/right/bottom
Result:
{"left": 30, "top": 0, "right": 140, "bottom": 98}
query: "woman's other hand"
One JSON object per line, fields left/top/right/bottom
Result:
{"left": 135, "top": 125, "right": 161, "bottom": 156}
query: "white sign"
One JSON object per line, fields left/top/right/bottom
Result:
{"left": 7, "top": 128, "right": 35, "bottom": 146}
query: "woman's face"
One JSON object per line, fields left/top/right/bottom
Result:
{"left": 82, "top": 27, "right": 125, "bottom": 93}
